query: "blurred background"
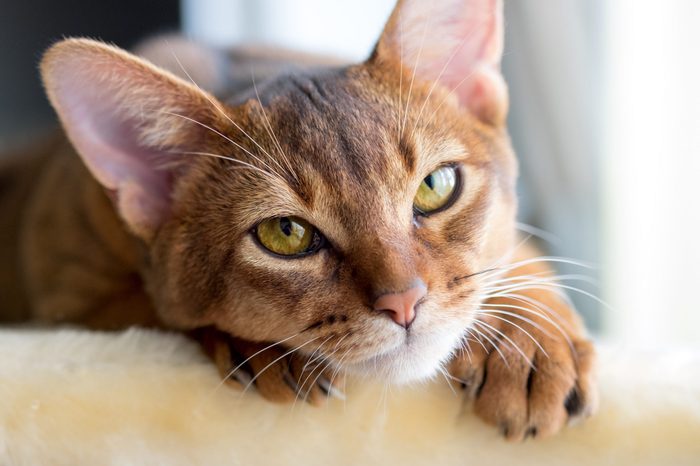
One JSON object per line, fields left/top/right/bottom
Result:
{"left": 1, "top": 0, "right": 698, "bottom": 346}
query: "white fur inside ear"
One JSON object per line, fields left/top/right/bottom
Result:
{"left": 134, "top": 34, "right": 227, "bottom": 95}
{"left": 0, "top": 328, "right": 698, "bottom": 465}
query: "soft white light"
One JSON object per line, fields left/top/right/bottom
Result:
{"left": 603, "top": 0, "right": 700, "bottom": 346}
{"left": 181, "top": 0, "right": 396, "bottom": 61}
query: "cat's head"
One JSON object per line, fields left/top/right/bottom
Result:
{"left": 41, "top": 0, "right": 517, "bottom": 383}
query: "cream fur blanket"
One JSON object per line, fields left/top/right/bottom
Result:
{"left": 1, "top": 328, "right": 698, "bottom": 465}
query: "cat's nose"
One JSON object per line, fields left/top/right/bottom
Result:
{"left": 373, "top": 280, "right": 427, "bottom": 329}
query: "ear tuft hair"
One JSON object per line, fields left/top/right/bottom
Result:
{"left": 372, "top": 0, "right": 508, "bottom": 125}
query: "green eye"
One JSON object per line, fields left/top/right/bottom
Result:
{"left": 256, "top": 216, "right": 320, "bottom": 256}
{"left": 413, "top": 165, "right": 459, "bottom": 214}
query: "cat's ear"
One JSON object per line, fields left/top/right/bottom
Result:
{"left": 41, "top": 38, "right": 223, "bottom": 241}
{"left": 372, "top": 0, "right": 507, "bottom": 125}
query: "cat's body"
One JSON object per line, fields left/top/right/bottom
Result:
{"left": 0, "top": 0, "right": 596, "bottom": 441}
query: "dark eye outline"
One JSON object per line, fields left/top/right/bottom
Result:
{"left": 251, "top": 217, "right": 326, "bottom": 259}
{"left": 413, "top": 163, "right": 463, "bottom": 217}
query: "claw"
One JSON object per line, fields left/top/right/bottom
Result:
{"left": 231, "top": 368, "right": 253, "bottom": 386}
{"left": 564, "top": 387, "right": 583, "bottom": 417}
{"left": 318, "top": 376, "right": 346, "bottom": 400}
{"left": 525, "top": 427, "right": 538, "bottom": 439}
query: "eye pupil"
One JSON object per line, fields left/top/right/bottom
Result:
{"left": 424, "top": 174, "right": 435, "bottom": 190}
{"left": 279, "top": 217, "right": 292, "bottom": 236}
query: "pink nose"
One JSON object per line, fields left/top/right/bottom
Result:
{"left": 373, "top": 281, "right": 427, "bottom": 328}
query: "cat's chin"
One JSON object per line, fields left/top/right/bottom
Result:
{"left": 343, "top": 327, "right": 466, "bottom": 385}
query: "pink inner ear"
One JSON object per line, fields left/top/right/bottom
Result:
{"left": 48, "top": 52, "right": 175, "bottom": 237}
{"left": 383, "top": 0, "right": 507, "bottom": 122}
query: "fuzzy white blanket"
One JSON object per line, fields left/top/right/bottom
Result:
{"left": 0, "top": 328, "right": 698, "bottom": 465}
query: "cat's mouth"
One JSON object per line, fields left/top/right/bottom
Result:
{"left": 340, "top": 324, "right": 467, "bottom": 384}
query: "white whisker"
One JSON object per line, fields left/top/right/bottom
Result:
{"left": 474, "top": 320, "right": 533, "bottom": 370}
{"left": 294, "top": 334, "right": 350, "bottom": 402}
{"left": 469, "top": 324, "right": 509, "bottom": 367}
{"left": 301, "top": 339, "right": 348, "bottom": 402}
{"left": 251, "top": 72, "right": 298, "bottom": 179}
{"left": 167, "top": 48, "right": 289, "bottom": 178}
{"left": 486, "top": 292, "right": 578, "bottom": 337}
{"left": 400, "top": 7, "right": 434, "bottom": 138}
{"left": 239, "top": 336, "right": 321, "bottom": 397}
{"left": 172, "top": 150, "right": 277, "bottom": 180}
{"left": 476, "top": 311, "right": 549, "bottom": 358}
{"left": 515, "top": 222, "right": 561, "bottom": 245}
{"left": 476, "top": 307, "right": 556, "bottom": 340}
{"left": 438, "top": 367, "right": 459, "bottom": 397}
{"left": 464, "top": 328, "right": 490, "bottom": 354}
{"left": 163, "top": 111, "right": 283, "bottom": 180}
{"left": 212, "top": 331, "right": 302, "bottom": 393}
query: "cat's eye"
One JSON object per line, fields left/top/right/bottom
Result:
{"left": 413, "top": 165, "right": 460, "bottom": 215}
{"left": 255, "top": 216, "right": 322, "bottom": 257}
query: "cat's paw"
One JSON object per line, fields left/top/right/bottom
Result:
{"left": 195, "top": 328, "right": 344, "bottom": 405}
{"left": 448, "top": 313, "right": 597, "bottom": 441}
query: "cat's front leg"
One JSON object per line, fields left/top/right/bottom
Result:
{"left": 449, "top": 256, "right": 598, "bottom": 441}
{"left": 193, "top": 327, "right": 344, "bottom": 405}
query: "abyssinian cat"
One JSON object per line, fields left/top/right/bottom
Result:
{"left": 0, "top": 0, "right": 596, "bottom": 440}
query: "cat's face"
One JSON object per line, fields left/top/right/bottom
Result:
{"left": 42, "top": 0, "right": 513, "bottom": 384}
{"left": 149, "top": 63, "right": 517, "bottom": 383}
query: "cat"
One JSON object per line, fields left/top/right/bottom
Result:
{"left": 0, "top": 0, "right": 596, "bottom": 441}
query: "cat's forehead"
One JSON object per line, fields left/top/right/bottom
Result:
{"left": 242, "top": 67, "right": 464, "bottom": 183}
{"left": 220, "top": 66, "right": 475, "bottom": 235}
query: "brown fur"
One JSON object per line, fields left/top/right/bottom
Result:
{"left": 0, "top": 0, "right": 595, "bottom": 441}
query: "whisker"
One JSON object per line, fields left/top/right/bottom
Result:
{"left": 396, "top": 9, "right": 405, "bottom": 144}
{"left": 400, "top": 8, "right": 432, "bottom": 139}
{"left": 167, "top": 48, "right": 289, "bottom": 178}
{"left": 486, "top": 292, "right": 578, "bottom": 337}
{"left": 477, "top": 302, "right": 573, "bottom": 344}
{"left": 484, "top": 273, "right": 598, "bottom": 288}
{"left": 172, "top": 150, "right": 277, "bottom": 180}
{"left": 301, "top": 340, "right": 348, "bottom": 402}
{"left": 239, "top": 336, "right": 321, "bottom": 397}
{"left": 483, "top": 276, "right": 599, "bottom": 293}
{"left": 323, "top": 347, "right": 353, "bottom": 406}
{"left": 294, "top": 333, "right": 351, "bottom": 405}
{"left": 291, "top": 336, "right": 335, "bottom": 407}
{"left": 476, "top": 308, "right": 556, "bottom": 340}
{"left": 475, "top": 311, "right": 549, "bottom": 358}
{"left": 486, "top": 282, "right": 611, "bottom": 311}
{"left": 213, "top": 331, "right": 302, "bottom": 393}
{"left": 438, "top": 367, "right": 459, "bottom": 397}
{"left": 163, "top": 111, "right": 282, "bottom": 180}
{"left": 474, "top": 320, "right": 533, "bottom": 370}
{"left": 499, "top": 256, "right": 596, "bottom": 271}
{"left": 251, "top": 72, "right": 298, "bottom": 180}
{"left": 455, "top": 255, "right": 596, "bottom": 286}
{"left": 410, "top": 21, "right": 488, "bottom": 137}
{"left": 299, "top": 335, "right": 335, "bottom": 378}
{"left": 469, "top": 324, "right": 509, "bottom": 368}
{"left": 464, "top": 328, "right": 490, "bottom": 355}
{"left": 515, "top": 222, "right": 561, "bottom": 245}
{"left": 424, "top": 67, "right": 478, "bottom": 128}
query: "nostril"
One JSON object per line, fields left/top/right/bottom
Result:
{"left": 373, "top": 281, "right": 427, "bottom": 329}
